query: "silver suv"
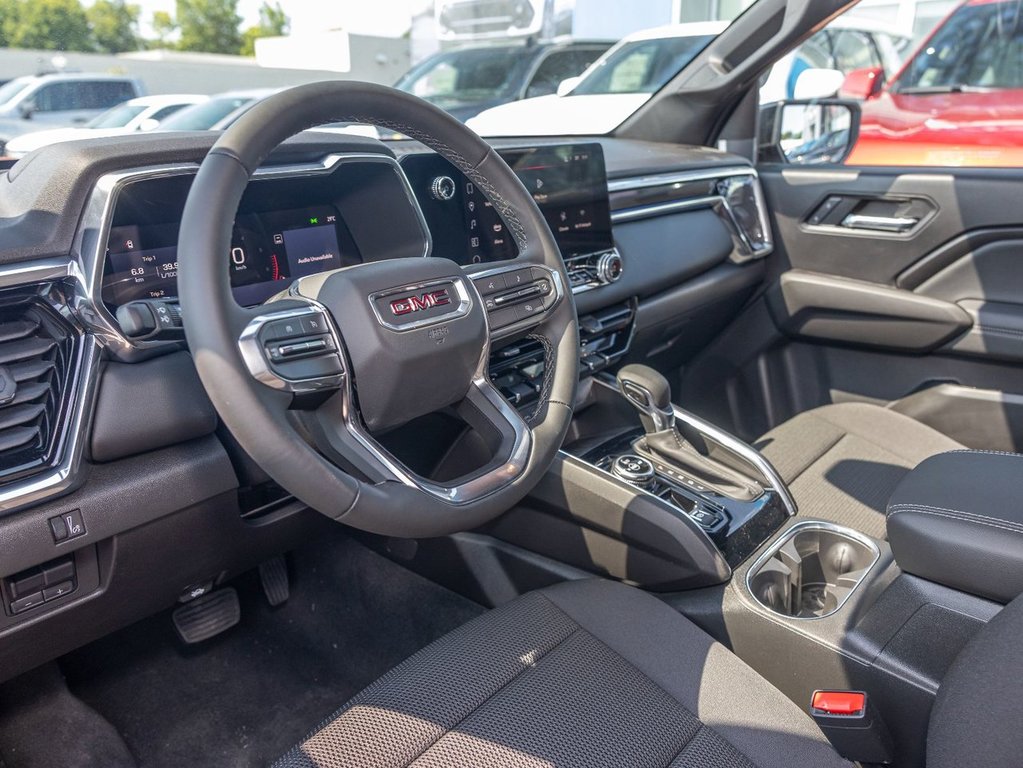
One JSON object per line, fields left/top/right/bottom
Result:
{"left": 0, "top": 73, "right": 145, "bottom": 153}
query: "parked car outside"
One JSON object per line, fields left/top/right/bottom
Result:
{"left": 759, "top": 16, "right": 910, "bottom": 103}
{"left": 155, "top": 89, "right": 279, "bottom": 132}
{"left": 843, "top": 0, "right": 1023, "bottom": 166}
{"left": 4, "top": 94, "right": 207, "bottom": 159}
{"left": 0, "top": 73, "right": 145, "bottom": 153}
{"left": 394, "top": 38, "right": 612, "bottom": 122}
{"left": 466, "top": 22, "right": 727, "bottom": 136}
{"left": 467, "top": 19, "right": 908, "bottom": 137}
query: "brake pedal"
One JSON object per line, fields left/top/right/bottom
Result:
{"left": 172, "top": 587, "right": 240, "bottom": 644}
{"left": 259, "top": 555, "right": 290, "bottom": 606}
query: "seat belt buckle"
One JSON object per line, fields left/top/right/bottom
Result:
{"left": 809, "top": 690, "right": 893, "bottom": 764}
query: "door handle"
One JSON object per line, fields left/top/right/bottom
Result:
{"left": 840, "top": 213, "right": 919, "bottom": 233}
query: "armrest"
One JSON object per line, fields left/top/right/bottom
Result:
{"left": 887, "top": 450, "right": 1023, "bottom": 603}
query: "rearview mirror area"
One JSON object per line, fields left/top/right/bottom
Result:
{"left": 758, "top": 99, "right": 860, "bottom": 165}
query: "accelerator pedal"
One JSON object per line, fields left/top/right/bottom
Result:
{"left": 172, "top": 587, "right": 240, "bottom": 644}
{"left": 259, "top": 555, "right": 290, "bottom": 606}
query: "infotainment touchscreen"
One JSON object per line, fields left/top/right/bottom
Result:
{"left": 501, "top": 143, "right": 614, "bottom": 261}
{"left": 457, "top": 143, "right": 613, "bottom": 264}
{"left": 102, "top": 205, "right": 358, "bottom": 307}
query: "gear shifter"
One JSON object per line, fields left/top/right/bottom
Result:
{"left": 616, "top": 364, "right": 760, "bottom": 501}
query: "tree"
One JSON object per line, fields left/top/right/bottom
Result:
{"left": 9, "top": 0, "right": 92, "bottom": 51}
{"left": 239, "top": 1, "right": 288, "bottom": 56}
{"left": 88, "top": 0, "right": 140, "bottom": 53}
{"left": 150, "top": 10, "right": 176, "bottom": 48}
{"left": 176, "top": 0, "right": 242, "bottom": 55}
{"left": 0, "top": 0, "right": 20, "bottom": 48}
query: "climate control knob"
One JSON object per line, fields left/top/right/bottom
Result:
{"left": 596, "top": 250, "right": 624, "bottom": 284}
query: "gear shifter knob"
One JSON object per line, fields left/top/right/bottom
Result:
{"left": 617, "top": 364, "right": 674, "bottom": 433}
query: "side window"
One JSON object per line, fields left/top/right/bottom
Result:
{"left": 149, "top": 104, "right": 187, "bottom": 121}
{"left": 31, "top": 83, "right": 81, "bottom": 112}
{"left": 831, "top": 30, "right": 883, "bottom": 72}
{"left": 526, "top": 49, "right": 603, "bottom": 98}
{"left": 78, "top": 82, "right": 136, "bottom": 110}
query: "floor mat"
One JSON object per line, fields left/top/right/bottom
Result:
{"left": 58, "top": 532, "right": 483, "bottom": 768}
{"left": 0, "top": 664, "right": 135, "bottom": 768}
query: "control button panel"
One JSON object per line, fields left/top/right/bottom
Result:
{"left": 239, "top": 307, "right": 346, "bottom": 392}
{"left": 4, "top": 555, "right": 77, "bottom": 615}
{"left": 471, "top": 265, "right": 561, "bottom": 336}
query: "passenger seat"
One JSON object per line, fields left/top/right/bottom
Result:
{"left": 755, "top": 402, "right": 963, "bottom": 539}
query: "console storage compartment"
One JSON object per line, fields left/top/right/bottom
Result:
{"left": 747, "top": 521, "right": 879, "bottom": 618}
{"left": 887, "top": 450, "right": 1023, "bottom": 603}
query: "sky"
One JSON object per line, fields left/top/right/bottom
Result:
{"left": 132, "top": 0, "right": 432, "bottom": 39}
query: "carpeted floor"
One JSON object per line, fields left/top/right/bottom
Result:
{"left": 0, "top": 532, "right": 483, "bottom": 768}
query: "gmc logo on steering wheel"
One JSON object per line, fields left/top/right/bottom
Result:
{"left": 390, "top": 289, "right": 452, "bottom": 316}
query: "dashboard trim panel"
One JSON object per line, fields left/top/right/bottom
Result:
{"left": 606, "top": 165, "right": 758, "bottom": 193}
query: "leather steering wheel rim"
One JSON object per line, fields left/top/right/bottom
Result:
{"left": 178, "top": 81, "right": 579, "bottom": 537}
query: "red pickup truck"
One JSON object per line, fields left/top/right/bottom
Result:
{"left": 843, "top": 0, "right": 1023, "bottom": 166}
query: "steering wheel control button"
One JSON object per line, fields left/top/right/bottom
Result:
{"left": 612, "top": 454, "right": 656, "bottom": 484}
{"left": 263, "top": 318, "right": 307, "bottom": 341}
{"left": 474, "top": 274, "right": 507, "bottom": 295}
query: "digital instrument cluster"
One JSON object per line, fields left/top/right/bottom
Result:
{"left": 103, "top": 205, "right": 358, "bottom": 308}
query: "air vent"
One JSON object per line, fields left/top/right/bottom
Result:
{"left": 0, "top": 302, "right": 76, "bottom": 482}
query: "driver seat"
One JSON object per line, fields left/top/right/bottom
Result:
{"left": 275, "top": 579, "right": 850, "bottom": 768}
{"left": 275, "top": 577, "right": 1023, "bottom": 767}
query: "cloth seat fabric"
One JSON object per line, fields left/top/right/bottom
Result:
{"left": 755, "top": 402, "right": 963, "bottom": 538}
{"left": 274, "top": 578, "right": 849, "bottom": 768}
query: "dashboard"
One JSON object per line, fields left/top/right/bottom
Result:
{"left": 99, "top": 143, "right": 616, "bottom": 313}
{"left": 0, "top": 129, "right": 774, "bottom": 680}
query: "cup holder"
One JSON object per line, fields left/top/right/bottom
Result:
{"left": 746, "top": 522, "right": 880, "bottom": 619}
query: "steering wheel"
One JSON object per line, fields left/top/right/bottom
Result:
{"left": 177, "top": 82, "right": 579, "bottom": 537}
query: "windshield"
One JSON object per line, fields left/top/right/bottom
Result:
{"left": 87, "top": 104, "right": 146, "bottom": 129}
{"left": 572, "top": 34, "right": 720, "bottom": 95}
{"left": 0, "top": 76, "right": 32, "bottom": 107}
{"left": 397, "top": 48, "right": 526, "bottom": 104}
{"left": 157, "top": 97, "right": 255, "bottom": 131}
{"left": 895, "top": 0, "right": 1023, "bottom": 92}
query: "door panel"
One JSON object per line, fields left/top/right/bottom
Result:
{"left": 679, "top": 165, "right": 1023, "bottom": 451}
{"left": 762, "top": 167, "right": 1023, "bottom": 283}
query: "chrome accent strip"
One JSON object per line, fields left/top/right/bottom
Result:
{"left": 670, "top": 404, "right": 797, "bottom": 518}
{"left": 281, "top": 282, "right": 533, "bottom": 506}
{"left": 75, "top": 153, "right": 433, "bottom": 356}
{"left": 607, "top": 165, "right": 758, "bottom": 193}
{"left": 611, "top": 196, "right": 719, "bottom": 223}
{"left": 237, "top": 305, "right": 345, "bottom": 393}
{"left": 744, "top": 520, "right": 881, "bottom": 620}
{"left": 368, "top": 276, "right": 473, "bottom": 332}
{"left": 336, "top": 317, "right": 532, "bottom": 507}
{"left": 592, "top": 376, "right": 796, "bottom": 517}
{"left": 609, "top": 168, "right": 774, "bottom": 261}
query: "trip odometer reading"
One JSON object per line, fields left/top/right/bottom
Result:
{"left": 103, "top": 205, "right": 352, "bottom": 308}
